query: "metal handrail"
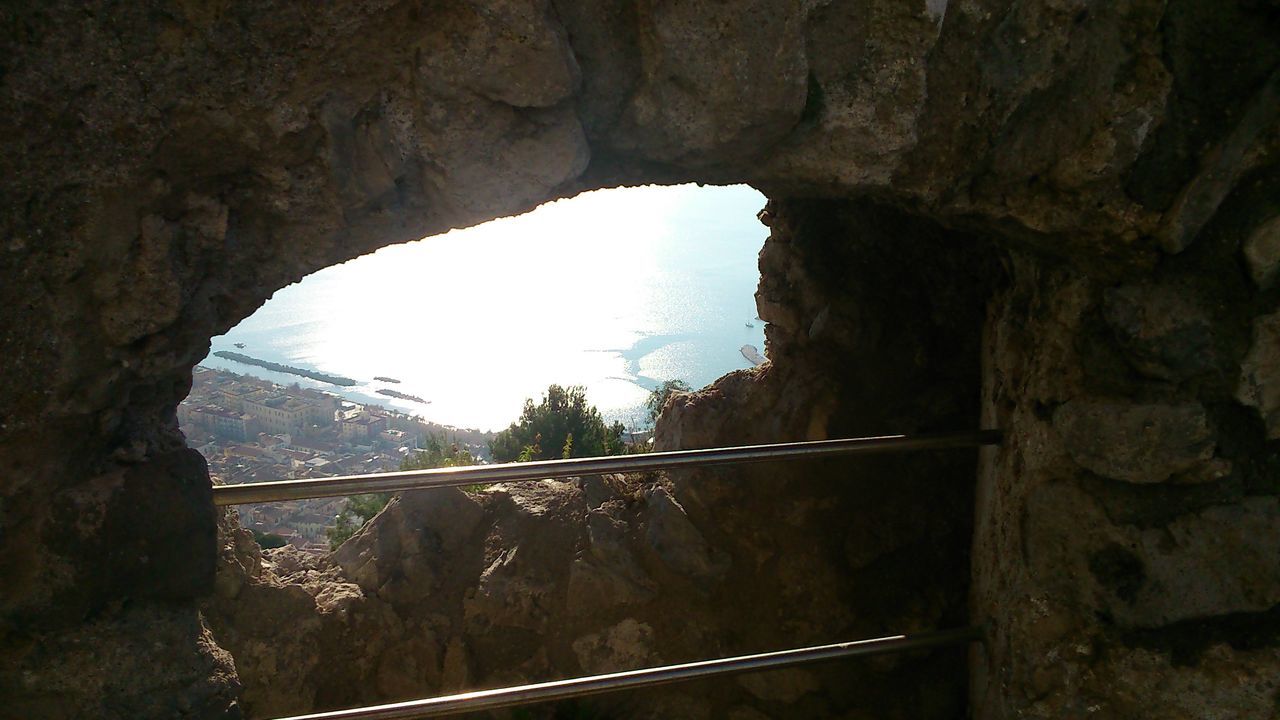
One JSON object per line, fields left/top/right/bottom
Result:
{"left": 269, "top": 627, "right": 983, "bottom": 720}
{"left": 214, "top": 429, "right": 1001, "bottom": 505}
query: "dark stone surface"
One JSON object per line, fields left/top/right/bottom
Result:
{"left": 1, "top": 0, "right": 1279, "bottom": 717}
{"left": 1103, "top": 283, "right": 1221, "bottom": 382}
{"left": 1053, "top": 401, "right": 1216, "bottom": 484}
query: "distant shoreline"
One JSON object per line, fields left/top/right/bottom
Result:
{"left": 193, "top": 364, "right": 495, "bottom": 444}
{"left": 212, "top": 351, "right": 357, "bottom": 386}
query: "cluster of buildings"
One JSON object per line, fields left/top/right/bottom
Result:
{"left": 180, "top": 366, "right": 492, "bottom": 552}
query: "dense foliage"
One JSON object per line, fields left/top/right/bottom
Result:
{"left": 251, "top": 529, "right": 288, "bottom": 549}
{"left": 490, "top": 384, "right": 625, "bottom": 462}
{"left": 645, "top": 379, "right": 691, "bottom": 425}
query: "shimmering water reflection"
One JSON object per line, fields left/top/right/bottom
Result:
{"left": 200, "top": 184, "right": 768, "bottom": 431}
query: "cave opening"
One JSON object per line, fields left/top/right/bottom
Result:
{"left": 8, "top": 2, "right": 1280, "bottom": 717}
{"left": 196, "top": 190, "right": 1005, "bottom": 720}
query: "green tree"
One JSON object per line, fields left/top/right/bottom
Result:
{"left": 325, "top": 493, "right": 388, "bottom": 550}
{"left": 251, "top": 530, "right": 288, "bottom": 549}
{"left": 645, "top": 379, "right": 691, "bottom": 426}
{"left": 400, "top": 433, "right": 477, "bottom": 471}
{"left": 490, "top": 385, "right": 625, "bottom": 462}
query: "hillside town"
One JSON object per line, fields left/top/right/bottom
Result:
{"left": 179, "top": 366, "right": 493, "bottom": 552}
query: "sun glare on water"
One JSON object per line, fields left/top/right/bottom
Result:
{"left": 204, "top": 184, "right": 768, "bottom": 431}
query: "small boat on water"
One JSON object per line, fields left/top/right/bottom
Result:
{"left": 233, "top": 342, "right": 245, "bottom": 348}
{"left": 745, "top": 322, "right": 755, "bottom": 328}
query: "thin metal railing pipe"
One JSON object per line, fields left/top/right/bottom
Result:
{"left": 214, "top": 429, "right": 1001, "bottom": 505}
{"left": 269, "top": 626, "right": 983, "bottom": 720}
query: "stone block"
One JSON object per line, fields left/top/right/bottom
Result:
{"left": 1053, "top": 401, "right": 1216, "bottom": 483}
{"left": 571, "top": 618, "right": 656, "bottom": 674}
{"left": 644, "top": 486, "right": 730, "bottom": 582}
{"left": 1243, "top": 215, "right": 1280, "bottom": 290}
{"left": 1103, "top": 283, "right": 1217, "bottom": 381}
{"left": 1237, "top": 311, "right": 1280, "bottom": 439}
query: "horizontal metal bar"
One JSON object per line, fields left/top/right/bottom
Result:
{"left": 214, "top": 429, "right": 1001, "bottom": 505}
{"left": 270, "top": 626, "right": 982, "bottom": 720}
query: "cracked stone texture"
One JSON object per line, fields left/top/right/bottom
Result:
{"left": 1244, "top": 216, "right": 1280, "bottom": 290}
{"left": 1053, "top": 401, "right": 1216, "bottom": 484}
{"left": 975, "top": 244, "right": 1280, "bottom": 719}
{"left": 1102, "top": 282, "right": 1222, "bottom": 382}
{"left": 3, "top": 0, "right": 1280, "bottom": 718}
{"left": 1238, "top": 311, "right": 1280, "bottom": 440}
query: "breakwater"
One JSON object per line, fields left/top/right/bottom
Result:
{"left": 740, "top": 344, "right": 766, "bottom": 367}
{"left": 212, "top": 351, "right": 357, "bottom": 386}
{"left": 377, "top": 388, "right": 428, "bottom": 404}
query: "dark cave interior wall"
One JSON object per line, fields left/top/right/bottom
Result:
{"left": 653, "top": 197, "right": 1005, "bottom": 718}
{"left": 972, "top": 163, "right": 1280, "bottom": 719}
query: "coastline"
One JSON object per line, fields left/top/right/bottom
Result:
{"left": 194, "top": 364, "right": 489, "bottom": 437}
{"left": 203, "top": 328, "right": 766, "bottom": 433}
{"left": 213, "top": 350, "right": 357, "bottom": 386}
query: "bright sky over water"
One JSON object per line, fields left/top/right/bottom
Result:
{"left": 200, "top": 184, "right": 769, "bottom": 431}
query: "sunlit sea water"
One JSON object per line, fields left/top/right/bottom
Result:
{"left": 199, "top": 185, "right": 768, "bottom": 432}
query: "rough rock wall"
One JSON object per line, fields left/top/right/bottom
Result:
{"left": 973, "top": 178, "right": 1280, "bottom": 716}
{"left": 651, "top": 199, "right": 1003, "bottom": 717}
{"left": 2, "top": 0, "right": 1279, "bottom": 717}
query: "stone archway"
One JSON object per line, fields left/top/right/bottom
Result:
{"left": 3, "top": 1, "right": 1278, "bottom": 718}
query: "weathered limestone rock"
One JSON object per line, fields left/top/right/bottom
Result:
{"left": 571, "top": 618, "right": 658, "bottom": 674}
{"left": 334, "top": 488, "right": 485, "bottom": 607}
{"left": 612, "top": 0, "right": 809, "bottom": 165}
{"left": 1053, "top": 401, "right": 1217, "bottom": 483}
{"left": 1024, "top": 480, "right": 1280, "bottom": 629}
{"left": 1103, "top": 283, "right": 1220, "bottom": 381}
{"left": 1120, "top": 497, "right": 1280, "bottom": 626}
{"left": 975, "top": 245, "right": 1280, "bottom": 719}
{"left": 1244, "top": 216, "right": 1280, "bottom": 290}
{"left": 1101, "top": 645, "right": 1280, "bottom": 720}
{"left": 643, "top": 485, "right": 729, "bottom": 583}
{"left": 567, "top": 509, "right": 657, "bottom": 615}
{"left": 439, "top": 637, "right": 471, "bottom": 693}
{"left": 202, "top": 511, "right": 436, "bottom": 717}
{"left": 1237, "top": 311, "right": 1280, "bottom": 439}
